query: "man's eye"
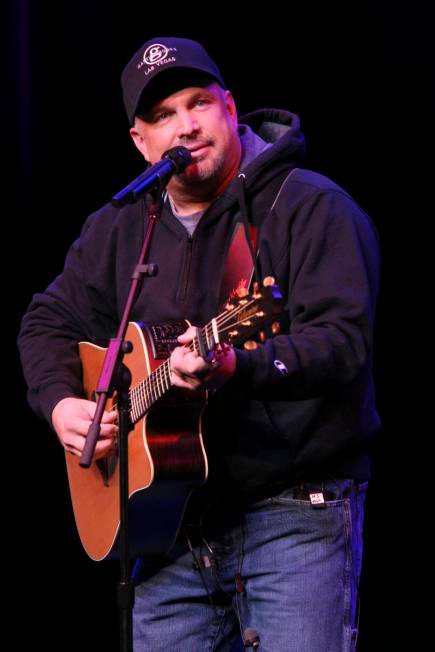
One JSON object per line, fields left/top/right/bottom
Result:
{"left": 155, "top": 112, "right": 171, "bottom": 122}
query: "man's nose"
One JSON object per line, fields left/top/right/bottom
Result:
{"left": 176, "top": 111, "right": 200, "bottom": 138}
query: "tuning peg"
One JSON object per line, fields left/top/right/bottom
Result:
{"left": 259, "top": 331, "right": 266, "bottom": 342}
{"left": 272, "top": 321, "right": 280, "bottom": 334}
{"left": 225, "top": 302, "right": 235, "bottom": 311}
{"left": 244, "top": 340, "right": 258, "bottom": 350}
{"left": 263, "top": 276, "right": 276, "bottom": 287}
{"left": 236, "top": 287, "right": 249, "bottom": 298}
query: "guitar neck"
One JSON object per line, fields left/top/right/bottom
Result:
{"left": 128, "top": 281, "right": 282, "bottom": 424}
{"left": 128, "top": 325, "right": 208, "bottom": 425}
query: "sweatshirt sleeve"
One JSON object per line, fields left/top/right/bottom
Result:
{"left": 17, "top": 212, "right": 119, "bottom": 424}
{"left": 230, "top": 188, "right": 380, "bottom": 399}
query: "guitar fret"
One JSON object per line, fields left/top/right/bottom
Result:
{"left": 151, "top": 375, "right": 157, "bottom": 402}
{"left": 140, "top": 381, "right": 147, "bottom": 415}
{"left": 133, "top": 384, "right": 139, "bottom": 420}
{"left": 134, "top": 387, "right": 140, "bottom": 422}
{"left": 156, "top": 367, "right": 162, "bottom": 398}
{"left": 136, "top": 397, "right": 141, "bottom": 421}
{"left": 140, "top": 381, "right": 147, "bottom": 414}
{"left": 134, "top": 384, "right": 139, "bottom": 416}
{"left": 158, "top": 364, "right": 165, "bottom": 396}
{"left": 145, "top": 378, "right": 152, "bottom": 409}
{"left": 130, "top": 387, "right": 137, "bottom": 422}
{"left": 130, "top": 387, "right": 136, "bottom": 421}
{"left": 162, "top": 363, "right": 168, "bottom": 392}
{"left": 165, "top": 360, "right": 171, "bottom": 390}
{"left": 151, "top": 375, "right": 157, "bottom": 403}
{"left": 129, "top": 389, "right": 134, "bottom": 422}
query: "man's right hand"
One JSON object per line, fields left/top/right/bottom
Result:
{"left": 51, "top": 397, "right": 118, "bottom": 461}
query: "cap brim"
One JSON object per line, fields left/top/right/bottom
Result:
{"left": 131, "top": 66, "right": 225, "bottom": 123}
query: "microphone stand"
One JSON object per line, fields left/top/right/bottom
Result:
{"left": 78, "top": 146, "right": 191, "bottom": 651}
{"left": 80, "top": 191, "right": 164, "bottom": 652}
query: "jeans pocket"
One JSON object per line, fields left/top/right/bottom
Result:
{"left": 247, "top": 479, "right": 367, "bottom": 512}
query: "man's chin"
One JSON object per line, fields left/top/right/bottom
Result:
{"left": 182, "top": 160, "right": 218, "bottom": 184}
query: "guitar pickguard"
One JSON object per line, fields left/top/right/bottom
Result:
{"left": 138, "top": 321, "right": 189, "bottom": 359}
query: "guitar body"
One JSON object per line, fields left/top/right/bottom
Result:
{"left": 66, "top": 321, "right": 208, "bottom": 561}
{"left": 64, "top": 282, "right": 282, "bottom": 561}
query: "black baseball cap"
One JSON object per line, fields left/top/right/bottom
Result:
{"left": 121, "top": 37, "right": 226, "bottom": 124}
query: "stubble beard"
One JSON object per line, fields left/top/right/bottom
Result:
{"left": 179, "top": 147, "right": 228, "bottom": 189}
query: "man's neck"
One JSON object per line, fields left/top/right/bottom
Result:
{"left": 168, "top": 194, "right": 212, "bottom": 216}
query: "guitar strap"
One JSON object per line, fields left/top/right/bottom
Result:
{"left": 218, "top": 168, "right": 298, "bottom": 309}
{"left": 218, "top": 220, "right": 257, "bottom": 310}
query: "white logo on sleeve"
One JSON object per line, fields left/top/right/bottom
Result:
{"left": 274, "top": 360, "right": 288, "bottom": 375}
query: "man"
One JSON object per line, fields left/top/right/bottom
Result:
{"left": 18, "top": 37, "right": 380, "bottom": 650}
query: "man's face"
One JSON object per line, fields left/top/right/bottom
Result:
{"left": 130, "top": 82, "right": 241, "bottom": 195}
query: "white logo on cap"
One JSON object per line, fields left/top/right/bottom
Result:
{"left": 144, "top": 44, "right": 169, "bottom": 65}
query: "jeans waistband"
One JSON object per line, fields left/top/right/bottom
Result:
{"left": 292, "top": 478, "right": 368, "bottom": 501}
{"left": 247, "top": 478, "right": 368, "bottom": 509}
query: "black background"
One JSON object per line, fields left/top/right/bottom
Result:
{"left": 9, "top": 3, "right": 431, "bottom": 650}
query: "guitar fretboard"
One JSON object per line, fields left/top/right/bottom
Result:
{"left": 129, "top": 358, "right": 172, "bottom": 423}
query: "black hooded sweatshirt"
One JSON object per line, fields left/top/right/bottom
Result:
{"left": 18, "top": 109, "right": 381, "bottom": 499}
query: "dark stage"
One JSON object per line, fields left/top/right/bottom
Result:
{"left": 9, "top": 4, "right": 430, "bottom": 650}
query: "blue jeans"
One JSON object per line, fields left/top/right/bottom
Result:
{"left": 133, "top": 478, "right": 367, "bottom": 651}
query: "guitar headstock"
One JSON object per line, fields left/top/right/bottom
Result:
{"left": 217, "top": 277, "right": 283, "bottom": 348}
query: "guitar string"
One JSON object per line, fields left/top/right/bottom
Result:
{"left": 129, "top": 295, "right": 263, "bottom": 422}
{"left": 132, "top": 296, "right": 257, "bottom": 402}
{"left": 129, "top": 294, "right": 265, "bottom": 422}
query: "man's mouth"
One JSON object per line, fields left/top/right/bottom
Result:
{"left": 186, "top": 143, "right": 212, "bottom": 156}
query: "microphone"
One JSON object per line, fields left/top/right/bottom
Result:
{"left": 243, "top": 628, "right": 260, "bottom": 649}
{"left": 111, "top": 146, "right": 192, "bottom": 207}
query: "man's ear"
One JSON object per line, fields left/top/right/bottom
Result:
{"left": 224, "top": 90, "right": 238, "bottom": 125}
{"left": 129, "top": 125, "right": 149, "bottom": 160}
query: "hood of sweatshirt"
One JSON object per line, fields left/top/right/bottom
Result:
{"left": 240, "top": 108, "right": 306, "bottom": 182}
{"left": 186, "top": 108, "right": 306, "bottom": 229}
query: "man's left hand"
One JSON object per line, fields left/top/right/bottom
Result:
{"left": 170, "top": 326, "right": 236, "bottom": 391}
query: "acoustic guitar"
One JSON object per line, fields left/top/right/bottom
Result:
{"left": 66, "top": 280, "right": 282, "bottom": 560}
